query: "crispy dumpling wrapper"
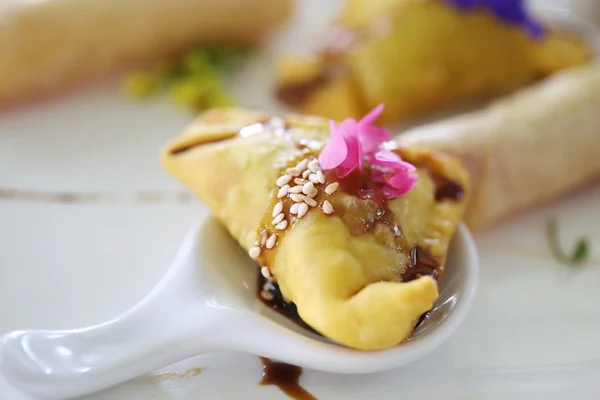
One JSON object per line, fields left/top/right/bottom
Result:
{"left": 276, "top": 0, "right": 592, "bottom": 123}
{"left": 397, "top": 63, "right": 600, "bottom": 230}
{"left": 161, "top": 108, "right": 469, "bottom": 350}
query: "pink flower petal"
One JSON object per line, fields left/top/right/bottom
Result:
{"left": 370, "top": 150, "right": 418, "bottom": 199}
{"left": 370, "top": 150, "right": 401, "bottom": 167}
{"left": 358, "top": 126, "right": 390, "bottom": 154}
{"left": 337, "top": 119, "right": 362, "bottom": 177}
{"left": 359, "top": 104, "right": 385, "bottom": 126}
{"left": 370, "top": 150, "right": 416, "bottom": 173}
{"left": 357, "top": 104, "right": 390, "bottom": 153}
{"left": 387, "top": 170, "right": 418, "bottom": 197}
{"left": 318, "top": 120, "right": 348, "bottom": 170}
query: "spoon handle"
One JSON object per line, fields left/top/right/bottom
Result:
{"left": 0, "top": 306, "right": 224, "bottom": 399}
{"left": 0, "top": 227, "right": 226, "bottom": 399}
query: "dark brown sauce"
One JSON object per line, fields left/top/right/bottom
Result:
{"left": 257, "top": 274, "right": 317, "bottom": 334}
{"left": 403, "top": 246, "right": 442, "bottom": 283}
{"left": 169, "top": 134, "right": 237, "bottom": 155}
{"left": 434, "top": 179, "right": 464, "bottom": 202}
{"left": 260, "top": 358, "right": 317, "bottom": 400}
{"left": 276, "top": 73, "right": 330, "bottom": 108}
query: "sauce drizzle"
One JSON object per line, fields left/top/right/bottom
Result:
{"left": 258, "top": 274, "right": 317, "bottom": 333}
{"left": 260, "top": 358, "right": 317, "bottom": 400}
{"left": 434, "top": 179, "right": 464, "bottom": 202}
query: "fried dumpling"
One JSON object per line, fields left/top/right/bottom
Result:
{"left": 276, "top": 0, "right": 592, "bottom": 123}
{"left": 161, "top": 108, "right": 469, "bottom": 350}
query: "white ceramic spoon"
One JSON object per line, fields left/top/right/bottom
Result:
{"left": 0, "top": 217, "right": 478, "bottom": 399}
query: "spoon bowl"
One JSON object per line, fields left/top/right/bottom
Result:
{"left": 0, "top": 216, "right": 478, "bottom": 399}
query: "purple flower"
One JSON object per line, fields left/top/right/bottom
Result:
{"left": 446, "top": 0, "right": 544, "bottom": 38}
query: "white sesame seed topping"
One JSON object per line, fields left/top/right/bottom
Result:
{"left": 286, "top": 167, "right": 301, "bottom": 177}
{"left": 266, "top": 234, "right": 278, "bottom": 249}
{"left": 276, "top": 175, "right": 292, "bottom": 187}
{"left": 290, "top": 202, "right": 301, "bottom": 214}
{"left": 297, "top": 203, "right": 309, "bottom": 218}
{"left": 308, "top": 160, "right": 321, "bottom": 173}
{"left": 289, "top": 185, "right": 303, "bottom": 194}
{"left": 294, "top": 178, "right": 309, "bottom": 185}
{"left": 249, "top": 246, "right": 261, "bottom": 259}
{"left": 275, "top": 220, "right": 288, "bottom": 230}
{"left": 277, "top": 185, "right": 290, "bottom": 198}
{"left": 307, "top": 188, "right": 318, "bottom": 198}
{"left": 260, "top": 290, "right": 274, "bottom": 301}
{"left": 290, "top": 193, "right": 304, "bottom": 203}
{"left": 261, "top": 266, "right": 271, "bottom": 279}
{"left": 308, "top": 173, "right": 319, "bottom": 184}
{"left": 302, "top": 170, "right": 311, "bottom": 179}
{"left": 325, "top": 182, "right": 339, "bottom": 195}
{"left": 272, "top": 213, "right": 285, "bottom": 225}
{"left": 260, "top": 230, "right": 268, "bottom": 246}
{"left": 316, "top": 170, "right": 325, "bottom": 184}
{"left": 302, "top": 181, "right": 315, "bottom": 195}
{"left": 322, "top": 200, "right": 334, "bottom": 214}
{"left": 272, "top": 202, "right": 283, "bottom": 218}
{"left": 303, "top": 196, "right": 317, "bottom": 207}
{"left": 296, "top": 159, "right": 309, "bottom": 171}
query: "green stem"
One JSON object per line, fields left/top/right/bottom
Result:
{"left": 546, "top": 218, "right": 589, "bottom": 266}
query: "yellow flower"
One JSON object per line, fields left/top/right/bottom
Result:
{"left": 121, "top": 72, "right": 158, "bottom": 99}
{"left": 168, "top": 81, "right": 205, "bottom": 109}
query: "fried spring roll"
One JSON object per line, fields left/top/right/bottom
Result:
{"left": 161, "top": 108, "right": 469, "bottom": 350}
{"left": 0, "top": 0, "right": 291, "bottom": 104}
{"left": 397, "top": 64, "right": 600, "bottom": 230}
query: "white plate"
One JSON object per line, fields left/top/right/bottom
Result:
{"left": 1, "top": 1, "right": 600, "bottom": 399}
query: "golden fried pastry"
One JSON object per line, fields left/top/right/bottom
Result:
{"left": 0, "top": 0, "right": 291, "bottom": 105}
{"left": 161, "top": 107, "right": 469, "bottom": 350}
{"left": 276, "top": 0, "right": 592, "bottom": 123}
{"left": 397, "top": 63, "right": 600, "bottom": 231}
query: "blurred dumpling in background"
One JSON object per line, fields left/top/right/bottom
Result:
{"left": 0, "top": 0, "right": 291, "bottom": 106}
{"left": 276, "top": 0, "right": 592, "bottom": 123}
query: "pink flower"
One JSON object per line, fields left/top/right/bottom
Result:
{"left": 319, "top": 104, "right": 389, "bottom": 177}
{"left": 319, "top": 104, "right": 418, "bottom": 199}
{"left": 370, "top": 150, "right": 418, "bottom": 198}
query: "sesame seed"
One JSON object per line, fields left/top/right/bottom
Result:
{"left": 296, "top": 159, "right": 309, "bottom": 171}
{"left": 322, "top": 200, "right": 334, "bottom": 214}
{"left": 303, "top": 196, "right": 317, "bottom": 207}
{"left": 276, "top": 175, "right": 292, "bottom": 187}
{"left": 297, "top": 203, "right": 309, "bottom": 218}
{"left": 308, "top": 173, "right": 319, "bottom": 184}
{"left": 266, "top": 234, "right": 278, "bottom": 249}
{"left": 307, "top": 188, "right": 318, "bottom": 198}
{"left": 275, "top": 220, "right": 288, "bottom": 230}
{"left": 272, "top": 202, "right": 284, "bottom": 218}
{"left": 325, "top": 182, "right": 339, "bottom": 195}
{"left": 302, "top": 182, "right": 315, "bottom": 195}
{"left": 260, "top": 290, "right": 274, "bottom": 301}
{"left": 277, "top": 185, "right": 290, "bottom": 198}
{"left": 294, "top": 178, "right": 309, "bottom": 185}
{"left": 272, "top": 213, "right": 285, "bottom": 225}
{"left": 249, "top": 246, "right": 261, "bottom": 259}
{"left": 289, "top": 185, "right": 303, "bottom": 194}
{"left": 290, "top": 193, "right": 304, "bottom": 203}
{"left": 261, "top": 266, "right": 271, "bottom": 279}
{"left": 290, "top": 202, "right": 301, "bottom": 214}
{"left": 260, "top": 230, "right": 268, "bottom": 246}
{"left": 286, "top": 167, "right": 301, "bottom": 177}
{"left": 316, "top": 171, "right": 325, "bottom": 184}
{"left": 308, "top": 160, "right": 321, "bottom": 173}
{"left": 302, "top": 170, "right": 311, "bottom": 179}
